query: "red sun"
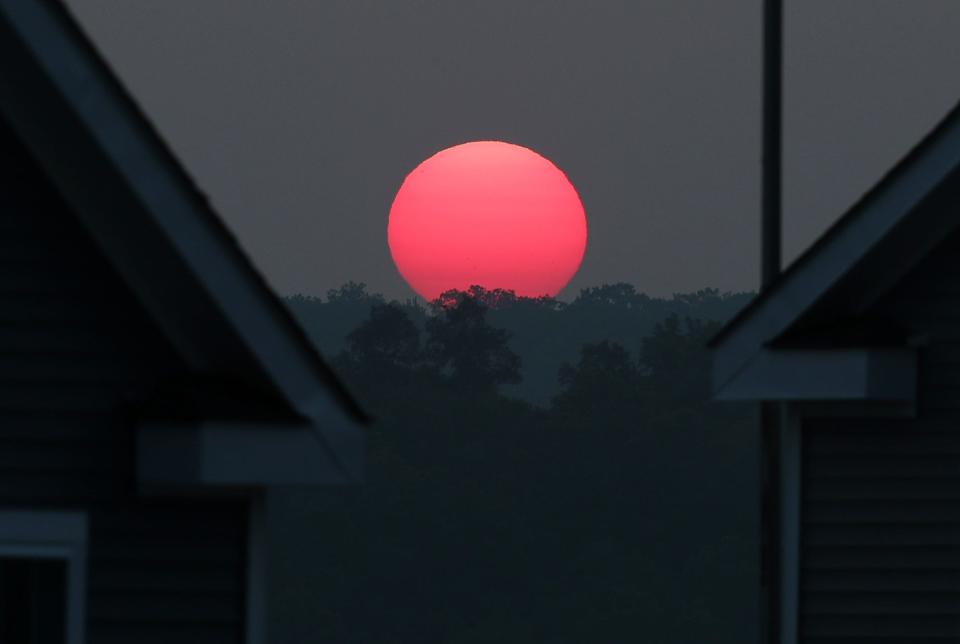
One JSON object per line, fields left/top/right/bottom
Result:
{"left": 388, "top": 141, "right": 587, "bottom": 301}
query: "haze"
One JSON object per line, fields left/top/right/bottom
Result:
{"left": 64, "top": 0, "right": 960, "bottom": 300}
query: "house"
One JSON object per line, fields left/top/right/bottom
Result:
{"left": 0, "top": 1, "right": 365, "bottom": 643}
{"left": 711, "top": 99, "right": 960, "bottom": 642}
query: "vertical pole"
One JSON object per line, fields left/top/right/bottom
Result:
{"left": 761, "top": 405, "right": 782, "bottom": 644}
{"left": 761, "top": 1, "right": 784, "bottom": 644}
{"left": 762, "top": 0, "right": 783, "bottom": 289}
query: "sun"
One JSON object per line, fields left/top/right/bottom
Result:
{"left": 387, "top": 141, "right": 587, "bottom": 301}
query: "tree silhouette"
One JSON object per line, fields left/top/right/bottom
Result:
{"left": 552, "top": 340, "right": 641, "bottom": 423}
{"left": 342, "top": 303, "right": 422, "bottom": 385}
{"left": 569, "top": 282, "right": 649, "bottom": 309}
{"left": 434, "top": 285, "right": 511, "bottom": 310}
{"left": 326, "top": 280, "right": 383, "bottom": 304}
{"left": 285, "top": 281, "right": 385, "bottom": 357}
{"left": 426, "top": 291, "right": 521, "bottom": 393}
{"left": 640, "top": 314, "right": 721, "bottom": 407}
{"left": 277, "top": 284, "right": 758, "bottom": 644}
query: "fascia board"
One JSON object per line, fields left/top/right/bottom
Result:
{"left": 712, "top": 118, "right": 960, "bottom": 390}
{"left": 715, "top": 348, "right": 916, "bottom": 402}
{"left": 138, "top": 418, "right": 364, "bottom": 489}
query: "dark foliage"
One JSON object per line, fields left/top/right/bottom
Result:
{"left": 285, "top": 282, "right": 752, "bottom": 405}
{"left": 553, "top": 340, "right": 641, "bottom": 423}
{"left": 270, "top": 283, "right": 759, "bottom": 644}
{"left": 641, "top": 315, "right": 722, "bottom": 411}
{"left": 339, "top": 303, "right": 422, "bottom": 386}
{"left": 425, "top": 292, "right": 521, "bottom": 393}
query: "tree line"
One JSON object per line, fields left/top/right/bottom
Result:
{"left": 268, "top": 283, "right": 759, "bottom": 644}
{"left": 286, "top": 281, "right": 753, "bottom": 405}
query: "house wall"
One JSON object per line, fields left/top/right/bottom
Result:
{"left": 798, "top": 226, "right": 960, "bottom": 642}
{"left": 0, "top": 119, "right": 248, "bottom": 643}
{"left": 800, "top": 416, "right": 960, "bottom": 640}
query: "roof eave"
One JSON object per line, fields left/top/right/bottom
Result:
{"left": 711, "top": 103, "right": 960, "bottom": 391}
{"left": 714, "top": 347, "right": 916, "bottom": 404}
{"left": 138, "top": 416, "right": 365, "bottom": 491}
{"left": 0, "top": 1, "right": 367, "bottom": 452}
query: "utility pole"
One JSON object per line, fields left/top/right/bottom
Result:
{"left": 762, "top": 0, "right": 783, "bottom": 289}
{"left": 760, "top": 1, "right": 783, "bottom": 643}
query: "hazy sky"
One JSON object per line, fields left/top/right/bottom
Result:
{"left": 64, "top": 1, "right": 960, "bottom": 300}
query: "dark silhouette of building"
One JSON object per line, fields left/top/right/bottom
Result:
{"left": 712, "top": 102, "right": 960, "bottom": 642}
{"left": 0, "top": 1, "right": 365, "bottom": 642}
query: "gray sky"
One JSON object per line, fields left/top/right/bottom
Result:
{"left": 65, "top": 1, "right": 960, "bottom": 300}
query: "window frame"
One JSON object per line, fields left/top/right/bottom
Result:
{"left": 0, "top": 510, "right": 88, "bottom": 644}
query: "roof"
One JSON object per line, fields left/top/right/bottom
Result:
{"left": 711, "top": 98, "right": 960, "bottom": 399}
{"left": 0, "top": 0, "right": 366, "bottom": 484}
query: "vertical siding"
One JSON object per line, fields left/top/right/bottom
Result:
{"left": 0, "top": 120, "right": 247, "bottom": 642}
{"left": 800, "top": 227, "right": 960, "bottom": 642}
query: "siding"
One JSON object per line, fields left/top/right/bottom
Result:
{"left": 800, "top": 226, "right": 960, "bottom": 642}
{"left": 801, "top": 419, "right": 960, "bottom": 642}
{"left": 0, "top": 119, "right": 247, "bottom": 642}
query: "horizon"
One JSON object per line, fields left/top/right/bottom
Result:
{"left": 281, "top": 279, "right": 758, "bottom": 305}
{"left": 63, "top": 0, "right": 960, "bottom": 301}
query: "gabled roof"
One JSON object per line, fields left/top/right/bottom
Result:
{"left": 712, "top": 99, "right": 960, "bottom": 400}
{"left": 0, "top": 0, "right": 366, "bottom": 484}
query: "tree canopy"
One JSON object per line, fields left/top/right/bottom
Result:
{"left": 273, "top": 283, "right": 758, "bottom": 644}
{"left": 425, "top": 291, "right": 521, "bottom": 392}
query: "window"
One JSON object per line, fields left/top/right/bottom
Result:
{"left": 0, "top": 512, "right": 87, "bottom": 644}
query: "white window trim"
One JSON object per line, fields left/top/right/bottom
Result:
{"left": 0, "top": 510, "right": 88, "bottom": 644}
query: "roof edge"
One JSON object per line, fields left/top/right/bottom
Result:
{"left": 0, "top": 0, "right": 369, "bottom": 434}
{"left": 710, "top": 98, "right": 960, "bottom": 349}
